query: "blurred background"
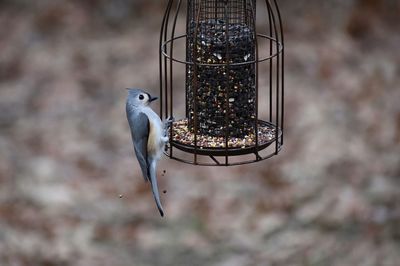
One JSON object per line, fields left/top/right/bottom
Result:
{"left": 0, "top": 0, "right": 399, "bottom": 265}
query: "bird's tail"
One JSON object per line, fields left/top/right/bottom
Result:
{"left": 149, "top": 162, "right": 164, "bottom": 217}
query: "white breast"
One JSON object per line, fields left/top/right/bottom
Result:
{"left": 144, "top": 108, "right": 164, "bottom": 158}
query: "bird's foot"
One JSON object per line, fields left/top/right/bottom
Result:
{"left": 161, "top": 136, "right": 169, "bottom": 143}
{"left": 164, "top": 116, "right": 175, "bottom": 127}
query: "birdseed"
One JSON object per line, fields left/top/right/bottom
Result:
{"left": 186, "top": 19, "right": 256, "bottom": 138}
{"left": 172, "top": 119, "right": 276, "bottom": 148}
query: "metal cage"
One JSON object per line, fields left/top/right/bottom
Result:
{"left": 160, "top": 0, "right": 284, "bottom": 166}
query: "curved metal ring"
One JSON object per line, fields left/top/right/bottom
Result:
{"left": 170, "top": 125, "right": 282, "bottom": 157}
{"left": 164, "top": 145, "right": 282, "bottom": 166}
{"left": 161, "top": 34, "right": 283, "bottom": 67}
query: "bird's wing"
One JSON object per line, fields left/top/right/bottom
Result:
{"left": 127, "top": 110, "right": 150, "bottom": 182}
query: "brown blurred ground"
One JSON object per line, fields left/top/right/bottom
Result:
{"left": 0, "top": 0, "right": 399, "bottom": 265}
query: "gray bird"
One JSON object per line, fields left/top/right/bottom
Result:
{"left": 126, "top": 88, "right": 172, "bottom": 217}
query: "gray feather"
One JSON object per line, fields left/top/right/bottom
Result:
{"left": 127, "top": 109, "right": 150, "bottom": 182}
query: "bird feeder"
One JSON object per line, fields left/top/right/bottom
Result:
{"left": 160, "top": 0, "right": 284, "bottom": 166}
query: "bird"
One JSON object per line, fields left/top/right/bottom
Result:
{"left": 126, "top": 88, "right": 172, "bottom": 217}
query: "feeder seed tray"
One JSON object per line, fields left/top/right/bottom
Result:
{"left": 171, "top": 119, "right": 281, "bottom": 156}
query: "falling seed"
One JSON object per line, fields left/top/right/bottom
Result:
{"left": 119, "top": 194, "right": 123, "bottom": 198}
{"left": 163, "top": 190, "right": 167, "bottom": 194}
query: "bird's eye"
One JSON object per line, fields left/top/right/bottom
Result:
{"left": 139, "top": 94, "right": 144, "bottom": 100}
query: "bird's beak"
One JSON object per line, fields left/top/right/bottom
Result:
{"left": 149, "top": 96, "right": 158, "bottom": 102}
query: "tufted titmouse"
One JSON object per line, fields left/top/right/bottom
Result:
{"left": 126, "top": 88, "right": 172, "bottom": 217}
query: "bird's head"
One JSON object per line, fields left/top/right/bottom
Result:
{"left": 126, "top": 88, "right": 158, "bottom": 107}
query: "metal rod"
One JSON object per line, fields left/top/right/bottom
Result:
{"left": 192, "top": 0, "right": 202, "bottom": 165}
{"left": 209, "top": 155, "right": 221, "bottom": 165}
{"left": 159, "top": 0, "right": 174, "bottom": 120}
{"left": 185, "top": 0, "right": 190, "bottom": 118}
{"left": 267, "top": 1, "right": 273, "bottom": 123}
{"left": 273, "top": 0, "right": 284, "bottom": 146}
{"left": 169, "top": 0, "right": 182, "bottom": 158}
{"left": 214, "top": 0, "right": 217, "bottom": 21}
{"left": 265, "top": 0, "right": 280, "bottom": 155}
{"left": 249, "top": 0, "right": 258, "bottom": 153}
{"left": 164, "top": 0, "right": 173, "bottom": 123}
{"left": 224, "top": 1, "right": 230, "bottom": 165}
{"left": 161, "top": 0, "right": 174, "bottom": 155}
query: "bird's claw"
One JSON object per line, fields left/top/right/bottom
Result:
{"left": 164, "top": 116, "right": 175, "bottom": 129}
{"left": 166, "top": 116, "right": 175, "bottom": 124}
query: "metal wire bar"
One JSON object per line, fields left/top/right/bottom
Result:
{"left": 248, "top": 0, "right": 259, "bottom": 159}
{"left": 164, "top": 0, "right": 174, "bottom": 123}
{"left": 192, "top": 1, "right": 203, "bottom": 164}
{"left": 273, "top": 0, "right": 284, "bottom": 146}
{"left": 267, "top": 1, "right": 273, "bottom": 123}
{"left": 185, "top": 0, "right": 190, "bottom": 118}
{"left": 265, "top": 0, "right": 280, "bottom": 155}
{"left": 224, "top": 1, "right": 230, "bottom": 165}
{"left": 209, "top": 155, "right": 221, "bottom": 165}
{"left": 169, "top": 0, "right": 182, "bottom": 158}
{"left": 159, "top": 0, "right": 174, "bottom": 120}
